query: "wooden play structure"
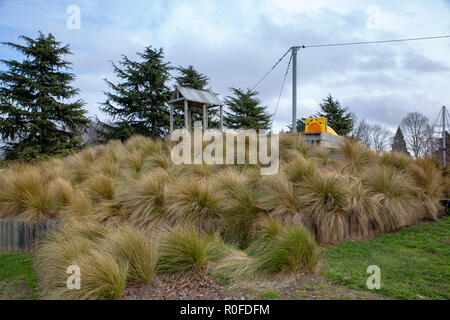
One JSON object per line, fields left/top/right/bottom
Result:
{"left": 168, "top": 87, "right": 224, "bottom": 133}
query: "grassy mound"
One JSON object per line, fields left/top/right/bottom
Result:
{"left": 0, "top": 134, "right": 447, "bottom": 299}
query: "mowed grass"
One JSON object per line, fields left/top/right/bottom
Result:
{"left": 0, "top": 253, "right": 38, "bottom": 299}
{"left": 321, "top": 216, "right": 450, "bottom": 300}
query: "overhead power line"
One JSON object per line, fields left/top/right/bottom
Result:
{"left": 251, "top": 48, "right": 291, "bottom": 91}
{"left": 298, "top": 35, "right": 450, "bottom": 49}
{"left": 272, "top": 52, "right": 293, "bottom": 122}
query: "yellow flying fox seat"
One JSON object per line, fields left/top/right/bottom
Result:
{"left": 305, "top": 117, "right": 338, "bottom": 136}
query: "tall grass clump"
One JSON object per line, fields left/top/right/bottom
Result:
{"left": 59, "top": 250, "right": 128, "bottom": 300}
{"left": 103, "top": 225, "right": 157, "bottom": 284}
{"left": 338, "top": 138, "right": 375, "bottom": 173}
{"left": 363, "top": 165, "right": 417, "bottom": 232}
{"left": 213, "top": 169, "right": 263, "bottom": 247}
{"left": 157, "top": 227, "right": 229, "bottom": 273}
{"left": 279, "top": 134, "right": 308, "bottom": 161}
{"left": 283, "top": 155, "right": 317, "bottom": 183}
{"left": 407, "top": 158, "right": 444, "bottom": 220}
{"left": 212, "top": 249, "right": 259, "bottom": 283}
{"left": 117, "top": 168, "right": 170, "bottom": 227}
{"left": 255, "top": 224, "right": 319, "bottom": 273}
{"left": 0, "top": 165, "right": 53, "bottom": 222}
{"left": 165, "top": 177, "right": 220, "bottom": 229}
{"left": 298, "top": 172, "right": 349, "bottom": 243}
{"left": 258, "top": 173, "right": 302, "bottom": 225}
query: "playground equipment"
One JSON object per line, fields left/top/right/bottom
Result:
{"left": 305, "top": 117, "right": 338, "bottom": 136}
{"left": 303, "top": 116, "right": 342, "bottom": 149}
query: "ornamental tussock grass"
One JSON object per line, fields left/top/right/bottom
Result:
{"left": 58, "top": 250, "right": 128, "bottom": 300}
{"left": 0, "top": 165, "right": 53, "bottom": 222}
{"left": 35, "top": 218, "right": 157, "bottom": 299}
{"left": 165, "top": 177, "right": 220, "bottom": 229}
{"left": 406, "top": 158, "right": 444, "bottom": 220}
{"left": 117, "top": 168, "right": 170, "bottom": 227}
{"left": 49, "top": 177, "right": 74, "bottom": 211}
{"left": 363, "top": 165, "right": 417, "bottom": 232}
{"left": 338, "top": 138, "right": 375, "bottom": 173}
{"left": 346, "top": 181, "right": 381, "bottom": 238}
{"left": 258, "top": 173, "right": 303, "bottom": 225}
{"left": 157, "top": 226, "right": 229, "bottom": 274}
{"left": 254, "top": 223, "right": 319, "bottom": 274}
{"left": 211, "top": 249, "right": 259, "bottom": 283}
{"left": 1, "top": 133, "right": 448, "bottom": 296}
{"left": 380, "top": 151, "right": 412, "bottom": 171}
{"left": 103, "top": 224, "right": 157, "bottom": 285}
{"left": 213, "top": 168, "right": 263, "bottom": 247}
{"left": 283, "top": 155, "right": 317, "bottom": 183}
{"left": 279, "top": 134, "right": 308, "bottom": 161}
{"left": 298, "top": 172, "right": 350, "bottom": 243}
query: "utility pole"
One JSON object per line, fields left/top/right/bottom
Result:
{"left": 291, "top": 46, "right": 298, "bottom": 133}
{"left": 443, "top": 106, "right": 447, "bottom": 166}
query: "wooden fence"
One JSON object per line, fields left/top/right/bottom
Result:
{"left": 0, "top": 220, "right": 58, "bottom": 253}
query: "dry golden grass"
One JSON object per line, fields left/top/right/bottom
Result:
{"left": 0, "top": 134, "right": 446, "bottom": 299}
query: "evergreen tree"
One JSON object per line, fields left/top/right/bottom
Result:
{"left": 317, "top": 94, "right": 354, "bottom": 136}
{"left": 100, "top": 46, "right": 171, "bottom": 140}
{"left": 175, "top": 65, "right": 209, "bottom": 90}
{"left": 391, "top": 126, "right": 410, "bottom": 154}
{"left": 224, "top": 88, "right": 271, "bottom": 130}
{"left": 0, "top": 32, "right": 88, "bottom": 161}
{"left": 174, "top": 65, "right": 220, "bottom": 128}
{"left": 287, "top": 117, "right": 309, "bottom": 132}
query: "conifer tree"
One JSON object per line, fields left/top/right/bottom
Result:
{"left": 391, "top": 126, "right": 410, "bottom": 154}
{"left": 100, "top": 46, "right": 171, "bottom": 140}
{"left": 317, "top": 94, "right": 354, "bottom": 135}
{"left": 224, "top": 88, "right": 271, "bottom": 130}
{"left": 0, "top": 32, "right": 88, "bottom": 161}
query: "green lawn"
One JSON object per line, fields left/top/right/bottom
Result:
{"left": 321, "top": 216, "right": 450, "bottom": 300}
{"left": 0, "top": 253, "right": 38, "bottom": 299}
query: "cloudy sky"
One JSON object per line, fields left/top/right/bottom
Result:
{"left": 1, "top": 0, "right": 450, "bottom": 132}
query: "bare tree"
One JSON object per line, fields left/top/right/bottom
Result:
{"left": 371, "top": 124, "right": 392, "bottom": 152}
{"left": 400, "top": 112, "right": 433, "bottom": 158}
{"left": 352, "top": 119, "right": 371, "bottom": 148}
{"left": 352, "top": 119, "right": 392, "bottom": 151}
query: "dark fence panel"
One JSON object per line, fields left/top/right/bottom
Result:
{"left": 0, "top": 220, "right": 58, "bottom": 253}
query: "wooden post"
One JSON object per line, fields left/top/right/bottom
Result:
{"left": 219, "top": 105, "right": 223, "bottom": 131}
{"left": 170, "top": 104, "right": 174, "bottom": 133}
{"left": 184, "top": 99, "right": 189, "bottom": 131}
{"left": 203, "top": 104, "right": 208, "bottom": 131}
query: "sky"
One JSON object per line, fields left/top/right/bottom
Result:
{"left": 1, "top": 0, "right": 450, "bottom": 133}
